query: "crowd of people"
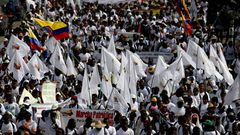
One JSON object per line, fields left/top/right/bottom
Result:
{"left": 0, "top": 0, "right": 240, "bottom": 135}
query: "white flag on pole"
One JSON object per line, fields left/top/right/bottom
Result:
{"left": 8, "top": 51, "right": 29, "bottom": 82}
{"left": 109, "top": 88, "right": 129, "bottom": 116}
{"left": 224, "top": 74, "right": 240, "bottom": 105}
{"left": 107, "top": 35, "right": 117, "bottom": 57}
{"left": 45, "top": 37, "right": 58, "bottom": 53}
{"left": 89, "top": 64, "right": 101, "bottom": 95}
{"left": 178, "top": 46, "right": 196, "bottom": 68}
{"left": 28, "top": 54, "right": 49, "bottom": 80}
{"left": 78, "top": 67, "right": 91, "bottom": 105}
{"left": 7, "top": 34, "right": 30, "bottom": 59}
{"left": 66, "top": 55, "right": 78, "bottom": 76}
{"left": 49, "top": 44, "right": 67, "bottom": 74}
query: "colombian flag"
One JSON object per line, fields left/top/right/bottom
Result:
{"left": 34, "top": 18, "right": 69, "bottom": 40}
{"left": 51, "top": 22, "right": 69, "bottom": 40}
{"left": 181, "top": 13, "right": 192, "bottom": 35}
{"left": 28, "top": 28, "right": 46, "bottom": 50}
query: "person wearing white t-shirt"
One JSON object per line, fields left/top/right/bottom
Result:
{"left": 0, "top": 112, "right": 17, "bottom": 135}
{"left": 17, "top": 111, "right": 37, "bottom": 135}
{"left": 77, "top": 117, "right": 93, "bottom": 135}
{"left": 116, "top": 116, "right": 134, "bottom": 135}
{"left": 103, "top": 118, "right": 116, "bottom": 135}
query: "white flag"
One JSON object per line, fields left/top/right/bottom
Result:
{"left": 18, "top": 89, "right": 38, "bottom": 105}
{"left": 210, "top": 46, "right": 234, "bottom": 85}
{"left": 107, "top": 35, "right": 117, "bottom": 57}
{"left": 49, "top": 44, "right": 67, "bottom": 74}
{"left": 110, "top": 88, "right": 129, "bottom": 116}
{"left": 117, "top": 68, "right": 131, "bottom": 104}
{"left": 126, "top": 50, "right": 138, "bottom": 97}
{"left": 101, "top": 46, "right": 121, "bottom": 74}
{"left": 7, "top": 34, "right": 30, "bottom": 59}
{"left": 218, "top": 47, "right": 228, "bottom": 68}
{"left": 128, "top": 51, "right": 148, "bottom": 77}
{"left": 101, "top": 58, "right": 113, "bottom": 99}
{"left": 28, "top": 54, "right": 49, "bottom": 80}
{"left": 8, "top": 51, "right": 29, "bottom": 82}
{"left": 178, "top": 46, "right": 196, "bottom": 68}
{"left": 78, "top": 67, "right": 91, "bottom": 105}
{"left": 89, "top": 64, "right": 101, "bottom": 95}
{"left": 224, "top": 74, "right": 240, "bottom": 105}
{"left": 187, "top": 40, "right": 199, "bottom": 63}
{"left": 45, "top": 37, "right": 58, "bottom": 53}
{"left": 149, "top": 56, "right": 168, "bottom": 87}
{"left": 66, "top": 55, "right": 78, "bottom": 76}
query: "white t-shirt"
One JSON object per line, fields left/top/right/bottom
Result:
{"left": 88, "top": 128, "right": 109, "bottom": 135}
{"left": 106, "top": 126, "right": 116, "bottom": 135}
{"left": 1, "top": 122, "right": 17, "bottom": 134}
{"left": 77, "top": 126, "right": 92, "bottom": 135}
{"left": 116, "top": 128, "right": 134, "bottom": 135}
{"left": 17, "top": 119, "right": 37, "bottom": 132}
{"left": 4, "top": 102, "right": 20, "bottom": 116}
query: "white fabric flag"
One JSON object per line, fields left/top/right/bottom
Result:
{"left": 66, "top": 55, "right": 78, "bottom": 76}
{"left": 210, "top": 46, "right": 234, "bottom": 85}
{"left": 197, "top": 47, "right": 223, "bottom": 80}
{"left": 101, "top": 73, "right": 113, "bottom": 99}
{"left": 101, "top": 46, "right": 121, "bottom": 74}
{"left": 178, "top": 46, "right": 196, "bottom": 68}
{"left": 89, "top": 64, "right": 101, "bottom": 95}
{"left": 149, "top": 56, "right": 168, "bottom": 87}
{"left": 7, "top": 34, "right": 30, "bottom": 59}
{"left": 110, "top": 88, "right": 129, "bottom": 116}
{"left": 117, "top": 68, "right": 131, "bottom": 104}
{"left": 45, "top": 37, "right": 58, "bottom": 53}
{"left": 107, "top": 35, "right": 117, "bottom": 57}
{"left": 28, "top": 54, "right": 49, "bottom": 80}
{"left": 158, "top": 57, "right": 185, "bottom": 96}
{"left": 49, "top": 44, "right": 67, "bottom": 74}
{"left": 8, "top": 51, "right": 29, "bottom": 82}
{"left": 78, "top": 67, "right": 91, "bottom": 105}
{"left": 127, "top": 50, "right": 147, "bottom": 77}
{"left": 187, "top": 40, "right": 199, "bottom": 63}
{"left": 224, "top": 74, "right": 240, "bottom": 105}
{"left": 126, "top": 50, "right": 138, "bottom": 96}
{"left": 218, "top": 47, "right": 228, "bottom": 68}
{"left": 18, "top": 89, "right": 38, "bottom": 105}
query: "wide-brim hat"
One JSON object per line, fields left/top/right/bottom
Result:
{"left": 91, "top": 121, "right": 106, "bottom": 128}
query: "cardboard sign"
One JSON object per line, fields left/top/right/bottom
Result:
{"left": 61, "top": 109, "right": 114, "bottom": 128}
{"left": 41, "top": 82, "right": 56, "bottom": 103}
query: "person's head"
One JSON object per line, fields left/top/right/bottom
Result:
{"left": 192, "top": 126, "right": 201, "bottom": 135}
{"left": 84, "top": 117, "right": 92, "bottom": 128}
{"left": 24, "top": 111, "right": 32, "bottom": 121}
{"left": 151, "top": 97, "right": 157, "bottom": 106}
{"left": 227, "top": 112, "right": 236, "bottom": 122}
{"left": 199, "top": 83, "right": 205, "bottom": 93}
{"left": 131, "top": 94, "right": 136, "bottom": 103}
{"left": 55, "top": 128, "right": 64, "bottom": 135}
{"left": 202, "top": 94, "right": 209, "bottom": 104}
{"left": 120, "top": 116, "right": 128, "bottom": 129}
{"left": 191, "top": 113, "right": 199, "bottom": 124}
{"left": 92, "top": 94, "right": 98, "bottom": 105}
{"left": 2, "top": 112, "right": 12, "bottom": 124}
{"left": 91, "top": 120, "right": 106, "bottom": 131}
{"left": 67, "top": 118, "right": 76, "bottom": 130}
{"left": 71, "top": 96, "right": 78, "bottom": 105}
{"left": 177, "top": 98, "right": 184, "bottom": 108}
{"left": 169, "top": 112, "right": 175, "bottom": 122}
{"left": 129, "top": 111, "right": 137, "bottom": 121}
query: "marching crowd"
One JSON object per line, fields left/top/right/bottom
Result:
{"left": 0, "top": 0, "right": 240, "bottom": 135}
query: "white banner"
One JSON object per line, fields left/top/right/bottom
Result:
{"left": 41, "top": 82, "right": 56, "bottom": 104}
{"left": 61, "top": 109, "right": 114, "bottom": 128}
{"left": 32, "top": 103, "right": 53, "bottom": 118}
{"left": 82, "top": 0, "right": 137, "bottom": 4}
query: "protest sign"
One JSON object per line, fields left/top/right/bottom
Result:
{"left": 32, "top": 103, "right": 53, "bottom": 118}
{"left": 41, "top": 82, "right": 56, "bottom": 103}
{"left": 82, "top": 0, "right": 136, "bottom": 4}
{"left": 18, "top": 89, "right": 38, "bottom": 105}
{"left": 61, "top": 109, "right": 114, "bottom": 128}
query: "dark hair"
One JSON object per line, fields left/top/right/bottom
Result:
{"left": 67, "top": 118, "right": 76, "bottom": 130}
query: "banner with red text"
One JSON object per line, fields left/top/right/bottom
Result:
{"left": 61, "top": 109, "right": 114, "bottom": 128}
